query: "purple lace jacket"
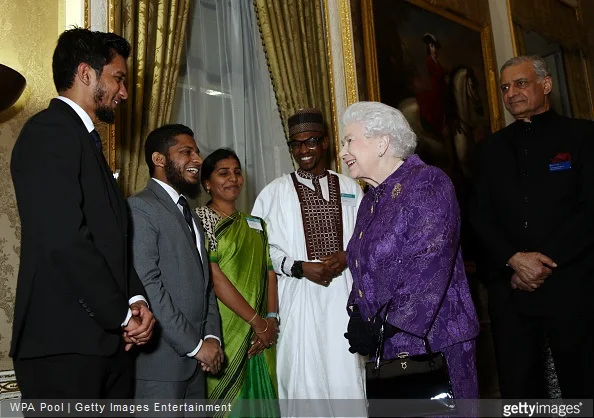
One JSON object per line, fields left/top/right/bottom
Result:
{"left": 346, "top": 155, "right": 479, "bottom": 359}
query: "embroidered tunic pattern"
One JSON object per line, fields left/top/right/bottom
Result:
{"left": 290, "top": 170, "right": 343, "bottom": 260}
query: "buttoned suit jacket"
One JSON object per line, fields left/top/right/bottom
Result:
{"left": 470, "top": 110, "right": 594, "bottom": 317}
{"left": 128, "top": 179, "right": 221, "bottom": 382}
{"left": 10, "top": 98, "right": 146, "bottom": 359}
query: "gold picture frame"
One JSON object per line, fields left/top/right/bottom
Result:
{"left": 356, "top": 0, "right": 504, "bottom": 181}
{"left": 359, "top": 0, "right": 503, "bottom": 133}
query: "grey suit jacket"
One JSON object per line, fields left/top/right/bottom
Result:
{"left": 128, "top": 179, "right": 221, "bottom": 381}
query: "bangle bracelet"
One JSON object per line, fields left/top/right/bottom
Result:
{"left": 247, "top": 313, "right": 258, "bottom": 324}
{"left": 255, "top": 321, "right": 269, "bottom": 334}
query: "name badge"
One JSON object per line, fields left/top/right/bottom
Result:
{"left": 549, "top": 161, "right": 571, "bottom": 172}
{"left": 341, "top": 193, "right": 356, "bottom": 207}
{"left": 246, "top": 217, "right": 263, "bottom": 231}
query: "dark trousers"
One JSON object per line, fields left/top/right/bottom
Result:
{"left": 490, "top": 302, "right": 593, "bottom": 399}
{"left": 14, "top": 346, "right": 133, "bottom": 400}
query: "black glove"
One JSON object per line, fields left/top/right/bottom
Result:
{"left": 344, "top": 305, "right": 400, "bottom": 356}
{"left": 344, "top": 305, "right": 375, "bottom": 356}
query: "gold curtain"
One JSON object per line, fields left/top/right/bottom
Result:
{"left": 112, "top": 0, "right": 190, "bottom": 196}
{"left": 253, "top": 0, "right": 335, "bottom": 165}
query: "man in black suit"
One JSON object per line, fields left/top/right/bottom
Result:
{"left": 471, "top": 55, "right": 594, "bottom": 398}
{"left": 10, "top": 28, "right": 155, "bottom": 400}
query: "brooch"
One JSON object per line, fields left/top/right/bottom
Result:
{"left": 391, "top": 183, "right": 402, "bottom": 198}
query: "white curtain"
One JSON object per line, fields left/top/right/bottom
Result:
{"left": 171, "top": 0, "right": 293, "bottom": 212}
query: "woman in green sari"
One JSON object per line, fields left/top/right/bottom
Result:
{"left": 196, "top": 148, "right": 279, "bottom": 417}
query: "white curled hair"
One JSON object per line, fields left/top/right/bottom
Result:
{"left": 342, "top": 101, "right": 417, "bottom": 158}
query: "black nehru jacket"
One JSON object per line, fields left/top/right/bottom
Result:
{"left": 470, "top": 109, "right": 594, "bottom": 316}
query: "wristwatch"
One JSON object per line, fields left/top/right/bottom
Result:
{"left": 266, "top": 312, "right": 280, "bottom": 323}
{"left": 291, "top": 260, "right": 304, "bottom": 278}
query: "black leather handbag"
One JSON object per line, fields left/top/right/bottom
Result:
{"left": 365, "top": 301, "right": 456, "bottom": 417}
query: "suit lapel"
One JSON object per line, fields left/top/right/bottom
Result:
{"left": 93, "top": 144, "right": 125, "bottom": 231}
{"left": 147, "top": 180, "right": 205, "bottom": 270}
{"left": 49, "top": 99, "right": 125, "bottom": 232}
{"left": 191, "top": 210, "right": 209, "bottom": 281}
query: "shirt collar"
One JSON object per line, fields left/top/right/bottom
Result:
{"left": 57, "top": 96, "right": 95, "bottom": 133}
{"left": 152, "top": 178, "right": 188, "bottom": 205}
{"left": 512, "top": 109, "right": 557, "bottom": 129}
{"left": 296, "top": 168, "right": 328, "bottom": 180}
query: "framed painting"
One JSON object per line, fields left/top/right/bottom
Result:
{"left": 360, "top": 0, "right": 502, "bottom": 183}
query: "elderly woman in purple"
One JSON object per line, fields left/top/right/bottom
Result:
{"left": 340, "top": 101, "right": 480, "bottom": 402}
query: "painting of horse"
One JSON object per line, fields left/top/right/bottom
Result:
{"left": 399, "top": 66, "right": 485, "bottom": 180}
{"left": 367, "top": 0, "right": 494, "bottom": 185}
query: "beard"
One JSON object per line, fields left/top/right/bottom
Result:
{"left": 164, "top": 158, "right": 201, "bottom": 199}
{"left": 93, "top": 83, "right": 116, "bottom": 124}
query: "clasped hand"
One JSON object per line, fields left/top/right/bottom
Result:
{"left": 507, "top": 252, "right": 557, "bottom": 292}
{"left": 122, "top": 301, "right": 155, "bottom": 351}
{"left": 195, "top": 338, "right": 224, "bottom": 374}
{"left": 248, "top": 317, "right": 279, "bottom": 358}
{"left": 303, "top": 251, "right": 347, "bottom": 287}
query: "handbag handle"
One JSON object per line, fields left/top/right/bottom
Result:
{"left": 372, "top": 299, "right": 435, "bottom": 371}
{"left": 373, "top": 300, "right": 392, "bottom": 370}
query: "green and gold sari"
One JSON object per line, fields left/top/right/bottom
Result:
{"left": 197, "top": 208, "right": 279, "bottom": 417}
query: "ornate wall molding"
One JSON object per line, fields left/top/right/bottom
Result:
{"left": 338, "top": 0, "right": 358, "bottom": 108}
{"left": 325, "top": 0, "right": 359, "bottom": 173}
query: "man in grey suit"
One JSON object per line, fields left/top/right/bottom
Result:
{"left": 128, "top": 124, "right": 223, "bottom": 400}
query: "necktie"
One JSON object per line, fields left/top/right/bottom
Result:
{"left": 178, "top": 196, "right": 197, "bottom": 245}
{"left": 90, "top": 129, "right": 102, "bottom": 151}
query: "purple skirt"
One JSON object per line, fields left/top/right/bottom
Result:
{"left": 442, "top": 339, "right": 479, "bottom": 416}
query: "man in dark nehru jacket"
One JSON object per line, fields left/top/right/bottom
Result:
{"left": 252, "top": 109, "right": 366, "bottom": 415}
{"left": 471, "top": 55, "right": 594, "bottom": 399}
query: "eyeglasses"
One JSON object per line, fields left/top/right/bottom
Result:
{"left": 288, "top": 137, "right": 322, "bottom": 151}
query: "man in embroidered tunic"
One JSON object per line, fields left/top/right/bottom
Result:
{"left": 252, "top": 109, "right": 366, "bottom": 412}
